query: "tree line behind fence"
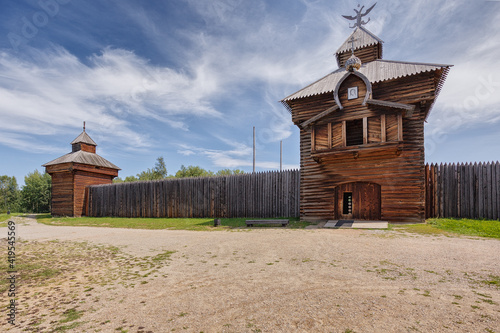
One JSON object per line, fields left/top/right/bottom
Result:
{"left": 426, "top": 162, "right": 500, "bottom": 220}
{"left": 87, "top": 162, "right": 500, "bottom": 220}
{"left": 86, "top": 170, "right": 300, "bottom": 218}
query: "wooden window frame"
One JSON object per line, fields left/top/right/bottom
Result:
{"left": 311, "top": 113, "right": 403, "bottom": 152}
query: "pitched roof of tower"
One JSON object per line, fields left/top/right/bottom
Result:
{"left": 336, "top": 26, "right": 383, "bottom": 55}
{"left": 42, "top": 150, "right": 120, "bottom": 170}
{"left": 70, "top": 131, "right": 97, "bottom": 146}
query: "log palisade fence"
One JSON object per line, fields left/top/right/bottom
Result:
{"left": 86, "top": 163, "right": 500, "bottom": 220}
{"left": 86, "top": 170, "right": 300, "bottom": 218}
{"left": 425, "top": 162, "right": 500, "bottom": 220}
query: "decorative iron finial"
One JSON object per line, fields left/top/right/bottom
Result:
{"left": 342, "top": 2, "right": 377, "bottom": 29}
{"left": 83, "top": 121, "right": 86, "bottom": 132}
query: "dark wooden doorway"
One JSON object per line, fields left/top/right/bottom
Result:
{"left": 336, "top": 182, "right": 381, "bottom": 220}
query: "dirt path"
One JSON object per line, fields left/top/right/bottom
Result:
{"left": 1, "top": 216, "right": 499, "bottom": 332}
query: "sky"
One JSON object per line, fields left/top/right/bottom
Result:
{"left": 1, "top": 0, "right": 500, "bottom": 185}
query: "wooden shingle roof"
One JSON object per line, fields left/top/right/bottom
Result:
{"left": 336, "top": 26, "right": 383, "bottom": 55}
{"left": 70, "top": 131, "right": 97, "bottom": 146}
{"left": 42, "top": 150, "right": 120, "bottom": 170}
{"left": 282, "top": 59, "right": 452, "bottom": 103}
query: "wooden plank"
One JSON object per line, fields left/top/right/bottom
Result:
{"left": 397, "top": 113, "right": 403, "bottom": 142}
{"left": 497, "top": 162, "right": 500, "bottom": 220}
{"left": 246, "top": 219, "right": 289, "bottom": 227}
{"left": 363, "top": 117, "right": 368, "bottom": 145}
{"left": 342, "top": 121, "right": 347, "bottom": 147}
{"left": 301, "top": 105, "right": 339, "bottom": 128}
{"left": 491, "top": 162, "right": 497, "bottom": 220}
{"left": 439, "top": 163, "right": 444, "bottom": 218}
{"left": 468, "top": 163, "right": 474, "bottom": 219}
{"left": 478, "top": 162, "right": 484, "bottom": 218}
{"left": 311, "top": 126, "right": 315, "bottom": 151}
{"left": 328, "top": 122, "right": 332, "bottom": 149}
{"left": 486, "top": 162, "right": 492, "bottom": 219}
{"left": 380, "top": 114, "right": 386, "bottom": 143}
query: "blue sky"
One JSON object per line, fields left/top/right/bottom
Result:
{"left": 1, "top": 0, "right": 500, "bottom": 184}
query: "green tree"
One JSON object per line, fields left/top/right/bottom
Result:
{"left": 175, "top": 165, "right": 214, "bottom": 178}
{"left": 0, "top": 175, "right": 20, "bottom": 212}
{"left": 113, "top": 175, "right": 139, "bottom": 183}
{"left": 137, "top": 156, "right": 168, "bottom": 180}
{"left": 21, "top": 170, "right": 51, "bottom": 213}
{"left": 215, "top": 169, "right": 245, "bottom": 176}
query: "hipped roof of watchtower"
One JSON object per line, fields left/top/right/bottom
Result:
{"left": 43, "top": 123, "right": 120, "bottom": 170}
{"left": 281, "top": 3, "right": 451, "bottom": 121}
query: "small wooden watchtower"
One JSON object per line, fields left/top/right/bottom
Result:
{"left": 281, "top": 5, "right": 452, "bottom": 223}
{"left": 43, "top": 124, "right": 120, "bottom": 217}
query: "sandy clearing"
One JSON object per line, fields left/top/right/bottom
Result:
{"left": 1, "top": 216, "right": 500, "bottom": 332}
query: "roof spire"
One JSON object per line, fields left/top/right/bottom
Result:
{"left": 349, "top": 36, "right": 359, "bottom": 56}
{"left": 83, "top": 121, "right": 86, "bottom": 132}
{"left": 342, "top": 2, "right": 377, "bottom": 29}
{"left": 345, "top": 36, "right": 362, "bottom": 72}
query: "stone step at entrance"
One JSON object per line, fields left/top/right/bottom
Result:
{"left": 324, "top": 220, "right": 388, "bottom": 229}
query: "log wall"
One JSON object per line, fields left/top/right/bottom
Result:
{"left": 425, "top": 162, "right": 500, "bottom": 220}
{"left": 46, "top": 163, "right": 118, "bottom": 217}
{"left": 83, "top": 163, "right": 499, "bottom": 221}
{"left": 50, "top": 171, "right": 74, "bottom": 216}
{"left": 287, "top": 73, "right": 434, "bottom": 223}
{"left": 337, "top": 43, "right": 382, "bottom": 68}
{"left": 87, "top": 170, "right": 301, "bottom": 218}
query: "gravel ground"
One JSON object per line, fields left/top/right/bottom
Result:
{"left": 1, "top": 216, "right": 499, "bottom": 333}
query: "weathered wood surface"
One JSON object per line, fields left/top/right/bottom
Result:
{"left": 87, "top": 170, "right": 300, "bottom": 218}
{"left": 337, "top": 43, "right": 382, "bottom": 68}
{"left": 425, "top": 162, "right": 500, "bottom": 220}
{"left": 46, "top": 163, "right": 117, "bottom": 217}
{"left": 85, "top": 163, "right": 499, "bottom": 221}
{"left": 245, "top": 219, "right": 289, "bottom": 227}
{"left": 284, "top": 65, "right": 444, "bottom": 223}
{"left": 290, "top": 86, "right": 427, "bottom": 222}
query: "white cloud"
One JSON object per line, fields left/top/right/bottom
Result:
{"left": 0, "top": 45, "right": 224, "bottom": 152}
{"left": 0, "top": 132, "right": 64, "bottom": 154}
{"left": 177, "top": 141, "right": 298, "bottom": 170}
{"left": 3, "top": 0, "right": 497, "bottom": 170}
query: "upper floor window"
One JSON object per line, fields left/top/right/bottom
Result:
{"left": 311, "top": 113, "right": 403, "bottom": 152}
{"left": 346, "top": 119, "right": 363, "bottom": 146}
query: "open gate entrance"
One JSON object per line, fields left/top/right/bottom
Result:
{"left": 336, "top": 182, "right": 381, "bottom": 220}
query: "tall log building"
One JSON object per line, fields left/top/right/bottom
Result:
{"left": 43, "top": 126, "right": 120, "bottom": 217}
{"left": 281, "top": 20, "right": 451, "bottom": 223}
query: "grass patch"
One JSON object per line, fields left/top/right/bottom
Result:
{"left": 482, "top": 275, "right": 500, "bottom": 287}
{"left": 0, "top": 260, "right": 61, "bottom": 293}
{"left": 0, "top": 213, "right": 12, "bottom": 223}
{"left": 51, "top": 321, "right": 82, "bottom": 332}
{"left": 391, "top": 218, "right": 500, "bottom": 239}
{"left": 152, "top": 251, "right": 176, "bottom": 261}
{"left": 36, "top": 215, "right": 308, "bottom": 231}
{"left": 427, "top": 218, "right": 500, "bottom": 239}
{"left": 50, "top": 308, "right": 84, "bottom": 332}
{"left": 59, "top": 308, "right": 84, "bottom": 323}
{"left": 0, "top": 212, "right": 24, "bottom": 226}
{"left": 390, "top": 223, "right": 451, "bottom": 236}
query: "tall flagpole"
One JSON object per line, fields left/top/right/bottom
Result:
{"left": 253, "top": 126, "right": 256, "bottom": 173}
{"left": 280, "top": 140, "right": 283, "bottom": 172}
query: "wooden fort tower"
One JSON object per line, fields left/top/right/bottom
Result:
{"left": 43, "top": 125, "right": 120, "bottom": 217}
{"left": 281, "top": 5, "right": 451, "bottom": 223}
